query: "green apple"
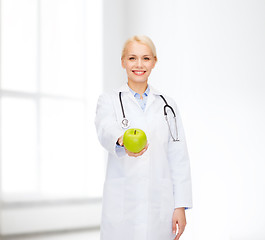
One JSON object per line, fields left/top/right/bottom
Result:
{"left": 123, "top": 128, "right": 147, "bottom": 153}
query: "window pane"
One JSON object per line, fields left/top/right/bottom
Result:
{"left": 1, "top": 97, "right": 38, "bottom": 194}
{"left": 40, "top": 0, "right": 85, "bottom": 98}
{"left": 1, "top": 0, "right": 37, "bottom": 92}
{"left": 40, "top": 98, "right": 87, "bottom": 197}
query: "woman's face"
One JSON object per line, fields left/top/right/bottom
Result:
{"left": 121, "top": 41, "right": 157, "bottom": 84}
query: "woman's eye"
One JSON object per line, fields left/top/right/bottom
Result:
{"left": 129, "top": 57, "right": 135, "bottom": 60}
{"left": 144, "top": 57, "right": 150, "bottom": 60}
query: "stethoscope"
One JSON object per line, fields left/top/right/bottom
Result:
{"left": 119, "top": 92, "right": 180, "bottom": 142}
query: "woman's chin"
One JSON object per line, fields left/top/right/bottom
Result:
{"left": 128, "top": 77, "right": 149, "bottom": 84}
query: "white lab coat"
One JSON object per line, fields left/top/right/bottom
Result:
{"left": 95, "top": 83, "right": 192, "bottom": 240}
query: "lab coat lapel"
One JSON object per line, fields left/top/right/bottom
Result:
{"left": 117, "top": 83, "right": 141, "bottom": 109}
{"left": 145, "top": 84, "right": 162, "bottom": 112}
{"left": 145, "top": 93, "right": 155, "bottom": 112}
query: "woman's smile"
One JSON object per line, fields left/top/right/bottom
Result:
{"left": 132, "top": 70, "right": 146, "bottom": 76}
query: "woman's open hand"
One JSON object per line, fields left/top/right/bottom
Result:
{"left": 117, "top": 135, "right": 149, "bottom": 157}
{"left": 125, "top": 143, "right": 149, "bottom": 157}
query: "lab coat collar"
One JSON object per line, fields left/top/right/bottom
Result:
{"left": 116, "top": 82, "right": 162, "bottom": 112}
{"left": 117, "top": 82, "right": 162, "bottom": 96}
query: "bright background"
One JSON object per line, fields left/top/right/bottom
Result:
{"left": 1, "top": 0, "right": 265, "bottom": 239}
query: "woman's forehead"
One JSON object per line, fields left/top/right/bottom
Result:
{"left": 125, "top": 41, "right": 153, "bottom": 55}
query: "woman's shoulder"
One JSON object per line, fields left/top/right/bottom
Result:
{"left": 149, "top": 84, "right": 178, "bottom": 107}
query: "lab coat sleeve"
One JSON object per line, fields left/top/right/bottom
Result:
{"left": 95, "top": 93, "right": 124, "bottom": 157}
{"left": 115, "top": 144, "right": 126, "bottom": 157}
{"left": 167, "top": 100, "right": 193, "bottom": 209}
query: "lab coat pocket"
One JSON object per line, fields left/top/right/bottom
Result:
{"left": 160, "top": 178, "right": 175, "bottom": 221}
{"left": 102, "top": 178, "right": 125, "bottom": 222}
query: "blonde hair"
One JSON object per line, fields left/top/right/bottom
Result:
{"left": 121, "top": 35, "right": 157, "bottom": 61}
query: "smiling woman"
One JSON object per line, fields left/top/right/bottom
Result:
{"left": 95, "top": 35, "right": 193, "bottom": 240}
{"left": 121, "top": 36, "right": 157, "bottom": 96}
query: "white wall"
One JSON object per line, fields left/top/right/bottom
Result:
{"left": 102, "top": 0, "right": 127, "bottom": 91}
{"left": 103, "top": 1, "right": 265, "bottom": 240}
{"left": 176, "top": 1, "right": 265, "bottom": 240}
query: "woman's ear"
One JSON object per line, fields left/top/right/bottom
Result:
{"left": 121, "top": 58, "right": 125, "bottom": 69}
{"left": 152, "top": 58, "right": 157, "bottom": 69}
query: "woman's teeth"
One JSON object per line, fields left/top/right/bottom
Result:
{"left": 133, "top": 71, "right": 145, "bottom": 75}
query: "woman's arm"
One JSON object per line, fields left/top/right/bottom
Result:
{"left": 94, "top": 93, "right": 124, "bottom": 156}
{"left": 167, "top": 100, "right": 193, "bottom": 209}
{"left": 167, "top": 100, "right": 192, "bottom": 239}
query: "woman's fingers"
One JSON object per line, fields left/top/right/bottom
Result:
{"left": 172, "top": 219, "right": 177, "bottom": 235}
{"left": 125, "top": 143, "right": 149, "bottom": 157}
{"left": 137, "top": 143, "right": 148, "bottom": 155}
{"left": 125, "top": 149, "right": 143, "bottom": 157}
{"left": 174, "top": 224, "right": 185, "bottom": 240}
{"left": 118, "top": 135, "right": 124, "bottom": 146}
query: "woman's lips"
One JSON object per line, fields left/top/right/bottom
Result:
{"left": 132, "top": 70, "right": 146, "bottom": 76}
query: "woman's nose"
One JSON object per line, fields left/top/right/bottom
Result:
{"left": 136, "top": 59, "right": 143, "bottom": 67}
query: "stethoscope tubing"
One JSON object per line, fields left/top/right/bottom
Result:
{"left": 160, "top": 95, "right": 179, "bottom": 141}
{"left": 119, "top": 92, "right": 180, "bottom": 141}
{"left": 119, "top": 92, "right": 126, "bottom": 119}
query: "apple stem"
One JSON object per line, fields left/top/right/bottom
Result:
{"left": 134, "top": 130, "right": 136, "bottom": 135}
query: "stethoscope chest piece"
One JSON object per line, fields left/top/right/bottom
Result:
{"left": 121, "top": 118, "right": 130, "bottom": 129}
{"left": 119, "top": 92, "right": 130, "bottom": 129}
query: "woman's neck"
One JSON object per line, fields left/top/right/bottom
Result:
{"left": 127, "top": 81, "right": 148, "bottom": 95}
